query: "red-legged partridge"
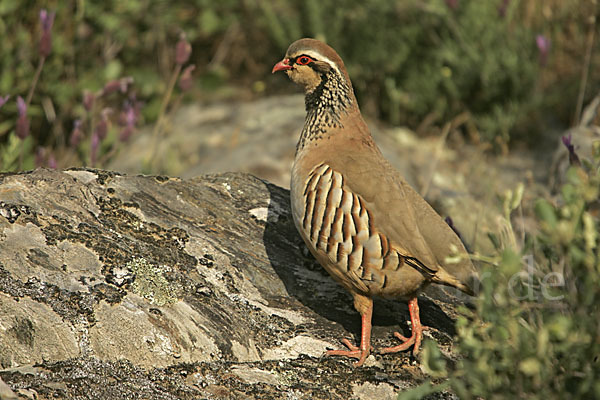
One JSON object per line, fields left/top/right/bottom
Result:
{"left": 272, "top": 38, "right": 476, "bottom": 367}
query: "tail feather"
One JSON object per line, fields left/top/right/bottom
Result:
{"left": 431, "top": 266, "right": 474, "bottom": 296}
{"left": 404, "top": 254, "right": 475, "bottom": 296}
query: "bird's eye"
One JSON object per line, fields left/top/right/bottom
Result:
{"left": 296, "top": 56, "right": 313, "bottom": 65}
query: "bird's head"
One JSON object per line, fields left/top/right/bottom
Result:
{"left": 272, "top": 38, "right": 352, "bottom": 94}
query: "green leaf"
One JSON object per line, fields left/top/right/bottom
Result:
{"left": 519, "top": 357, "right": 540, "bottom": 376}
{"left": 104, "top": 60, "right": 123, "bottom": 81}
{"left": 487, "top": 232, "right": 502, "bottom": 251}
{"left": 420, "top": 339, "right": 447, "bottom": 378}
{"left": 547, "top": 315, "right": 571, "bottom": 341}
{"left": 534, "top": 199, "right": 557, "bottom": 228}
{"left": 0, "top": 0, "right": 20, "bottom": 15}
{"left": 592, "top": 140, "right": 600, "bottom": 160}
{"left": 510, "top": 182, "right": 525, "bottom": 211}
{"left": 0, "top": 132, "right": 29, "bottom": 172}
{"left": 199, "top": 9, "right": 221, "bottom": 35}
{"left": 500, "top": 249, "right": 521, "bottom": 272}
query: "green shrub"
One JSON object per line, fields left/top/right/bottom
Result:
{"left": 261, "top": 0, "right": 542, "bottom": 143}
{"left": 0, "top": 1, "right": 205, "bottom": 170}
{"left": 405, "top": 141, "right": 600, "bottom": 399}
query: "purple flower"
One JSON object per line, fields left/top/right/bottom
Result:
{"left": 0, "top": 95, "right": 9, "bottom": 109}
{"left": 93, "top": 108, "right": 112, "bottom": 140}
{"left": 561, "top": 133, "right": 581, "bottom": 166}
{"left": 120, "top": 77, "right": 134, "bottom": 92}
{"left": 34, "top": 147, "right": 58, "bottom": 169}
{"left": 39, "top": 9, "right": 56, "bottom": 58}
{"left": 40, "top": 9, "right": 55, "bottom": 33}
{"left": 47, "top": 153, "right": 57, "bottom": 169}
{"left": 123, "top": 104, "right": 137, "bottom": 126}
{"left": 129, "top": 93, "right": 143, "bottom": 117}
{"left": 83, "top": 90, "right": 95, "bottom": 111}
{"left": 16, "top": 96, "right": 26, "bottom": 114}
{"left": 90, "top": 132, "right": 100, "bottom": 167}
{"left": 118, "top": 101, "right": 138, "bottom": 141}
{"left": 178, "top": 65, "right": 196, "bottom": 92}
{"left": 94, "top": 119, "right": 108, "bottom": 141}
{"left": 118, "top": 125, "right": 134, "bottom": 142}
{"left": 536, "top": 35, "right": 550, "bottom": 53}
{"left": 16, "top": 96, "right": 30, "bottom": 140}
{"left": 536, "top": 34, "right": 550, "bottom": 66}
{"left": 101, "top": 77, "right": 134, "bottom": 97}
{"left": 498, "top": 0, "right": 510, "bottom": 18}
{"left": 35, "top": 147, "right": 46, "bottom": 168}
{"left": 70, "top": 119, "right": 83, "bottom": 147}
{"left": 445, "top": 0, "right": 459, "bottom": 10}
{"left": 175, "top": 33, "right": 192, "bottom": 65}
{"left": 102, "top": 80, "right": 121, "bottom": 96}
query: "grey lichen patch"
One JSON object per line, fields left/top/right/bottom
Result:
{"left": 128, "top": 258, "right": 179, "bottom": 306}
{"left": 8, "top": 317, "right": 35, "bottom": 347}
{"left": 0, "top": 202, "right": 32, "bottom": 224}
{"left": 0, "top": 263, "right": 97, "bottom": 324}
{"left": 38, "top": 192, "right": 196, "bottom": 296}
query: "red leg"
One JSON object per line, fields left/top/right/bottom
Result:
{"left": 380, "top": 297, "right": 426, "bottom": 356}
{"left": 326, "top": 299, "right": 373, "bottom": 367}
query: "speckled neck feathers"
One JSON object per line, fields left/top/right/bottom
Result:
{"left": 297, "top": 69, "right": 353, "bottom": 152}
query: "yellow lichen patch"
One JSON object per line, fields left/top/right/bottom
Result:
{"left": 127, "top": 257, "right": 178, "bottom": 306}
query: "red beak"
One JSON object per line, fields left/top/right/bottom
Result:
{"left": 272, "top": 58, "right": 292, "bottom": 73}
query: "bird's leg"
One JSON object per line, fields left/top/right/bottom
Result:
{"left": 380, "top": 296, "right": 426, "bottom": 356}
{"left": 327, "top": 295, "right": 373, "bottom": 367}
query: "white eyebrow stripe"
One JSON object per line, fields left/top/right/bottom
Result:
{"left": 297, "top": 50, "right": 341, "bottom": 75}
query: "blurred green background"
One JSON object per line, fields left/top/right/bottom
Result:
{"left": 0, "top": 0, "right": 598, "bottom": 170}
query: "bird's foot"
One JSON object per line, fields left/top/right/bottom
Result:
{"left": 380, "top": 297, "right": 427, "bottom": 356}
{"left": 380, "top": 326, "right": 428, "bottom": 356}
{"left": 326, "top": 338, "right": 371, "bottom": 367}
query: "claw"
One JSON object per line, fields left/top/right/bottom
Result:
{"left": 380, "top": 297, "right": 426, "bottom": 356}
{"left": 326, "top": 300, "right": 373, "bottom": 367}
{"left": 339, "top": 338, "right": 359, "bottom": 351}
{"left": 326, "top": 339, "right": 370, "bottom": 366}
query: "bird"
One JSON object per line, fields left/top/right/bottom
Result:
{"left": 272, "top": 38, "right": 476, "bottom": 367}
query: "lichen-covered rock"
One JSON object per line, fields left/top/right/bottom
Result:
{"left": 0, "top": 168, "right": 463, "bottom": 399}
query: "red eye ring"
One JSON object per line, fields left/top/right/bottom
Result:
{"left": 296, "top": 56, "right": 313, "bottom": 65}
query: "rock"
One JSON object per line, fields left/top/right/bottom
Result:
{"left": 109, "top": 95, "right": 306, "bottom": 188}
{"left": 0, "top": 168, "right": 467, "bottom": 399}
{"left": 0, "top": 376, "right": 17, "bottom": 400}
